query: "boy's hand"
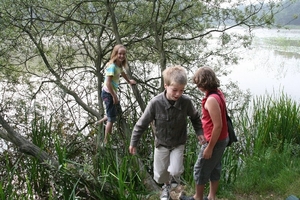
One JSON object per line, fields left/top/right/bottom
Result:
{"left": 198, "top": 135, "right": 206, "bottom": 145}
{"left": 129, "top": 146, "right": 136, "bottom": 155}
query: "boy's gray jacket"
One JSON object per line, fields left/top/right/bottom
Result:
{"left": 130, "top": 91, "right": 203, "bottom": 148}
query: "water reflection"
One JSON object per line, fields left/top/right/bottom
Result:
{"left": 273, "top": 50, "right": 300, "bottom": 59}
{"left": 226, "top": 28, "right": 300, "bottom": 103}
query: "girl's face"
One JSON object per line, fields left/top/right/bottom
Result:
{"left": 197, "top": 85, "right": 205, "bottom": 93}
{"left": 116, "top": 48, "right": 126, "bottom": 65}
{"left": 164, "top": 83, "right": 185, "bottom": 101}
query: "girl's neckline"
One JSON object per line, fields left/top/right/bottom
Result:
{"left": 114, "top": 61, "right": 122, "bottom": 68}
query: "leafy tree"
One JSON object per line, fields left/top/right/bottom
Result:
{"left": 0, "top": 0, "right": 294, "bottom": 198}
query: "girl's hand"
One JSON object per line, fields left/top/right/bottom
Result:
{"left": 203, "top": 147, "right": 213, "bottom": 159}
{"left": 113, "top": 95, "right": 119, "bottom": 104}
{"left": 129, "top": 79, "right": 136, "bottom": 85}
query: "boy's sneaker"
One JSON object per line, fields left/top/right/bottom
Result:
{"left": 170, "top": 176, "right": 180, "bottom": 188}
{"left": 160, "top": 184, "right": 170, "bottom": 200}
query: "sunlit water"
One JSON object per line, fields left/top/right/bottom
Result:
{"left": 225, "top": 28, "right": 300, "bottom": 103}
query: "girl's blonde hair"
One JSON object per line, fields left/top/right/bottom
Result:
{"left": 163, "top": 65, "right": 187, "bottom": 86}
{"left": 107, "top": 44, "right": 128, "bottom": 68}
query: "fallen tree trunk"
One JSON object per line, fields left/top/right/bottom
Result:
{"left": 0, "top": 114, "right": 59, "bottom": 167}
{"left": 0, "top": 113, "right": 160, "bottom": 195}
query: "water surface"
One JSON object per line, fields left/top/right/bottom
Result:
{"left": 226, "top": 28, "right": 300, "bottom": 103}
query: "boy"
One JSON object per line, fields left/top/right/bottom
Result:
{"left": 129, "top": 65, "right": 205, "bottom": 200}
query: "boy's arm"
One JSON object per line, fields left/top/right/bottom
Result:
{"left": 190, "top": 108, "right": 206, "bottom": 144}
{"left": 187, "top": 99, "right": 205, "bottom": 142}
{"left": 188, "top": 104, "right": 203, "bottom": 136}
{"left": 130, "top": 102, "right": 154, "bottom": 148}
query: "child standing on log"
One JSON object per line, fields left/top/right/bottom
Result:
{"left": 97, "top": 44, "right": 136, "bottom": 147}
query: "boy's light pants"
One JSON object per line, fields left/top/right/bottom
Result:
{"left": 153, "top": 144, "right": 185, "bottom": 184}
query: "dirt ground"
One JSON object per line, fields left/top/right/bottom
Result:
{"left": 170, "top": 185, "right": 185, "bottom": 200}
{"left": 168, "top": 185, "right": 288, "bottom": 200}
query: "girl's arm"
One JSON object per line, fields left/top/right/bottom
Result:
{"left": 106, "top": 76, "right": 118, "bottom": 104}
{"left": 203, "top": 96, "right": 222, "bottom": 159}
{"left": 121, "top": 72, "right": 136, "bottom": 85}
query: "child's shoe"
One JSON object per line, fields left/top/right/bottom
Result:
{"left": 160, "top": 184, "right": 171, "bottom": 200}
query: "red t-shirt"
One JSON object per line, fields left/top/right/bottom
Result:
{"left": 201, "top": 90, "right": 228, "bottom": 142}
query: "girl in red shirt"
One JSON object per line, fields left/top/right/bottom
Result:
{"left": 180, "top": 67, "right": 229, "bottom": 200}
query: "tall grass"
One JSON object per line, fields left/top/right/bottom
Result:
{"left": 232, "top": 93, "right": 300, "bottom": 198}
{"left": 252, "top": 93, "right": 300, "bottom": 152}
{"left": 183, "top": 92, "right": 300, "bottom": 198}
{"left": 1, "top": 93, "right": 300, "bottom": 199}
{"left": 183, "top": 132, "right": 199, "bottom": 184}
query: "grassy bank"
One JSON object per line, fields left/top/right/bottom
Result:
{"left": 1, "top": 93, "right": 300, "bottom": 199}
{"left": 220, "top": 93, "right": 300, "bottom": 199}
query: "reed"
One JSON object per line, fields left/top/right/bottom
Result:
{"left": 2, "top": 92, "right": 300, "bottom": 199}
{"left": 233, "top": 93, "right": 300, "bottom": 197}
{"left": 252, "top": 93, "right": 300, "bottom": 152}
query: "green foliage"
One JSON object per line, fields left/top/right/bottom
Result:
{"left": 2, "top": 93, "right": 300, "bottom": 199}
{"left": 0, "top": 115, "right": 151, "bottom": 199}
{"left": 232, "top": 93, "right": 300, "bottom": 198}
{"left": 0, "top": 0, "right": 279, "bottom": 124}
{"left": 235, "top": 143, "right": 300, "bottom": 195}
{"left": 183, "top": 132, "right": 200, "bottom": 183}
{"left": 0, "top": 0, "right": 299, "bottom": 199}
{"left": 264, "top": 37, "right": 300, "bottom": 48}
{"left": 259, "top": 34, "right": 300, "bottom": 60}
{"left": 222, "top": 147, "right": 240, "bottom": 184}
{"left": 252, "top": 93, "right": 300, "bottom": 151}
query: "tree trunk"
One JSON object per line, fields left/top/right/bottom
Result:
{"left": 0, "top": 114, "right": 59, "bottom": 167}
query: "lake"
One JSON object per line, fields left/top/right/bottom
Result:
{"left": 1, "top": 28, "right": 299, "bottom": 153}
{"left": 225, "top": 28, "right": 300, "bottom": 103}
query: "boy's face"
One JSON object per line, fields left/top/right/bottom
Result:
{"left": 164, "top": 83, "right": 185, "bottom": 101}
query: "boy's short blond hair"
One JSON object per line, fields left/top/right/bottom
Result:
{"left": 162, "top": 65, "right": 187, "bottom": 86}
